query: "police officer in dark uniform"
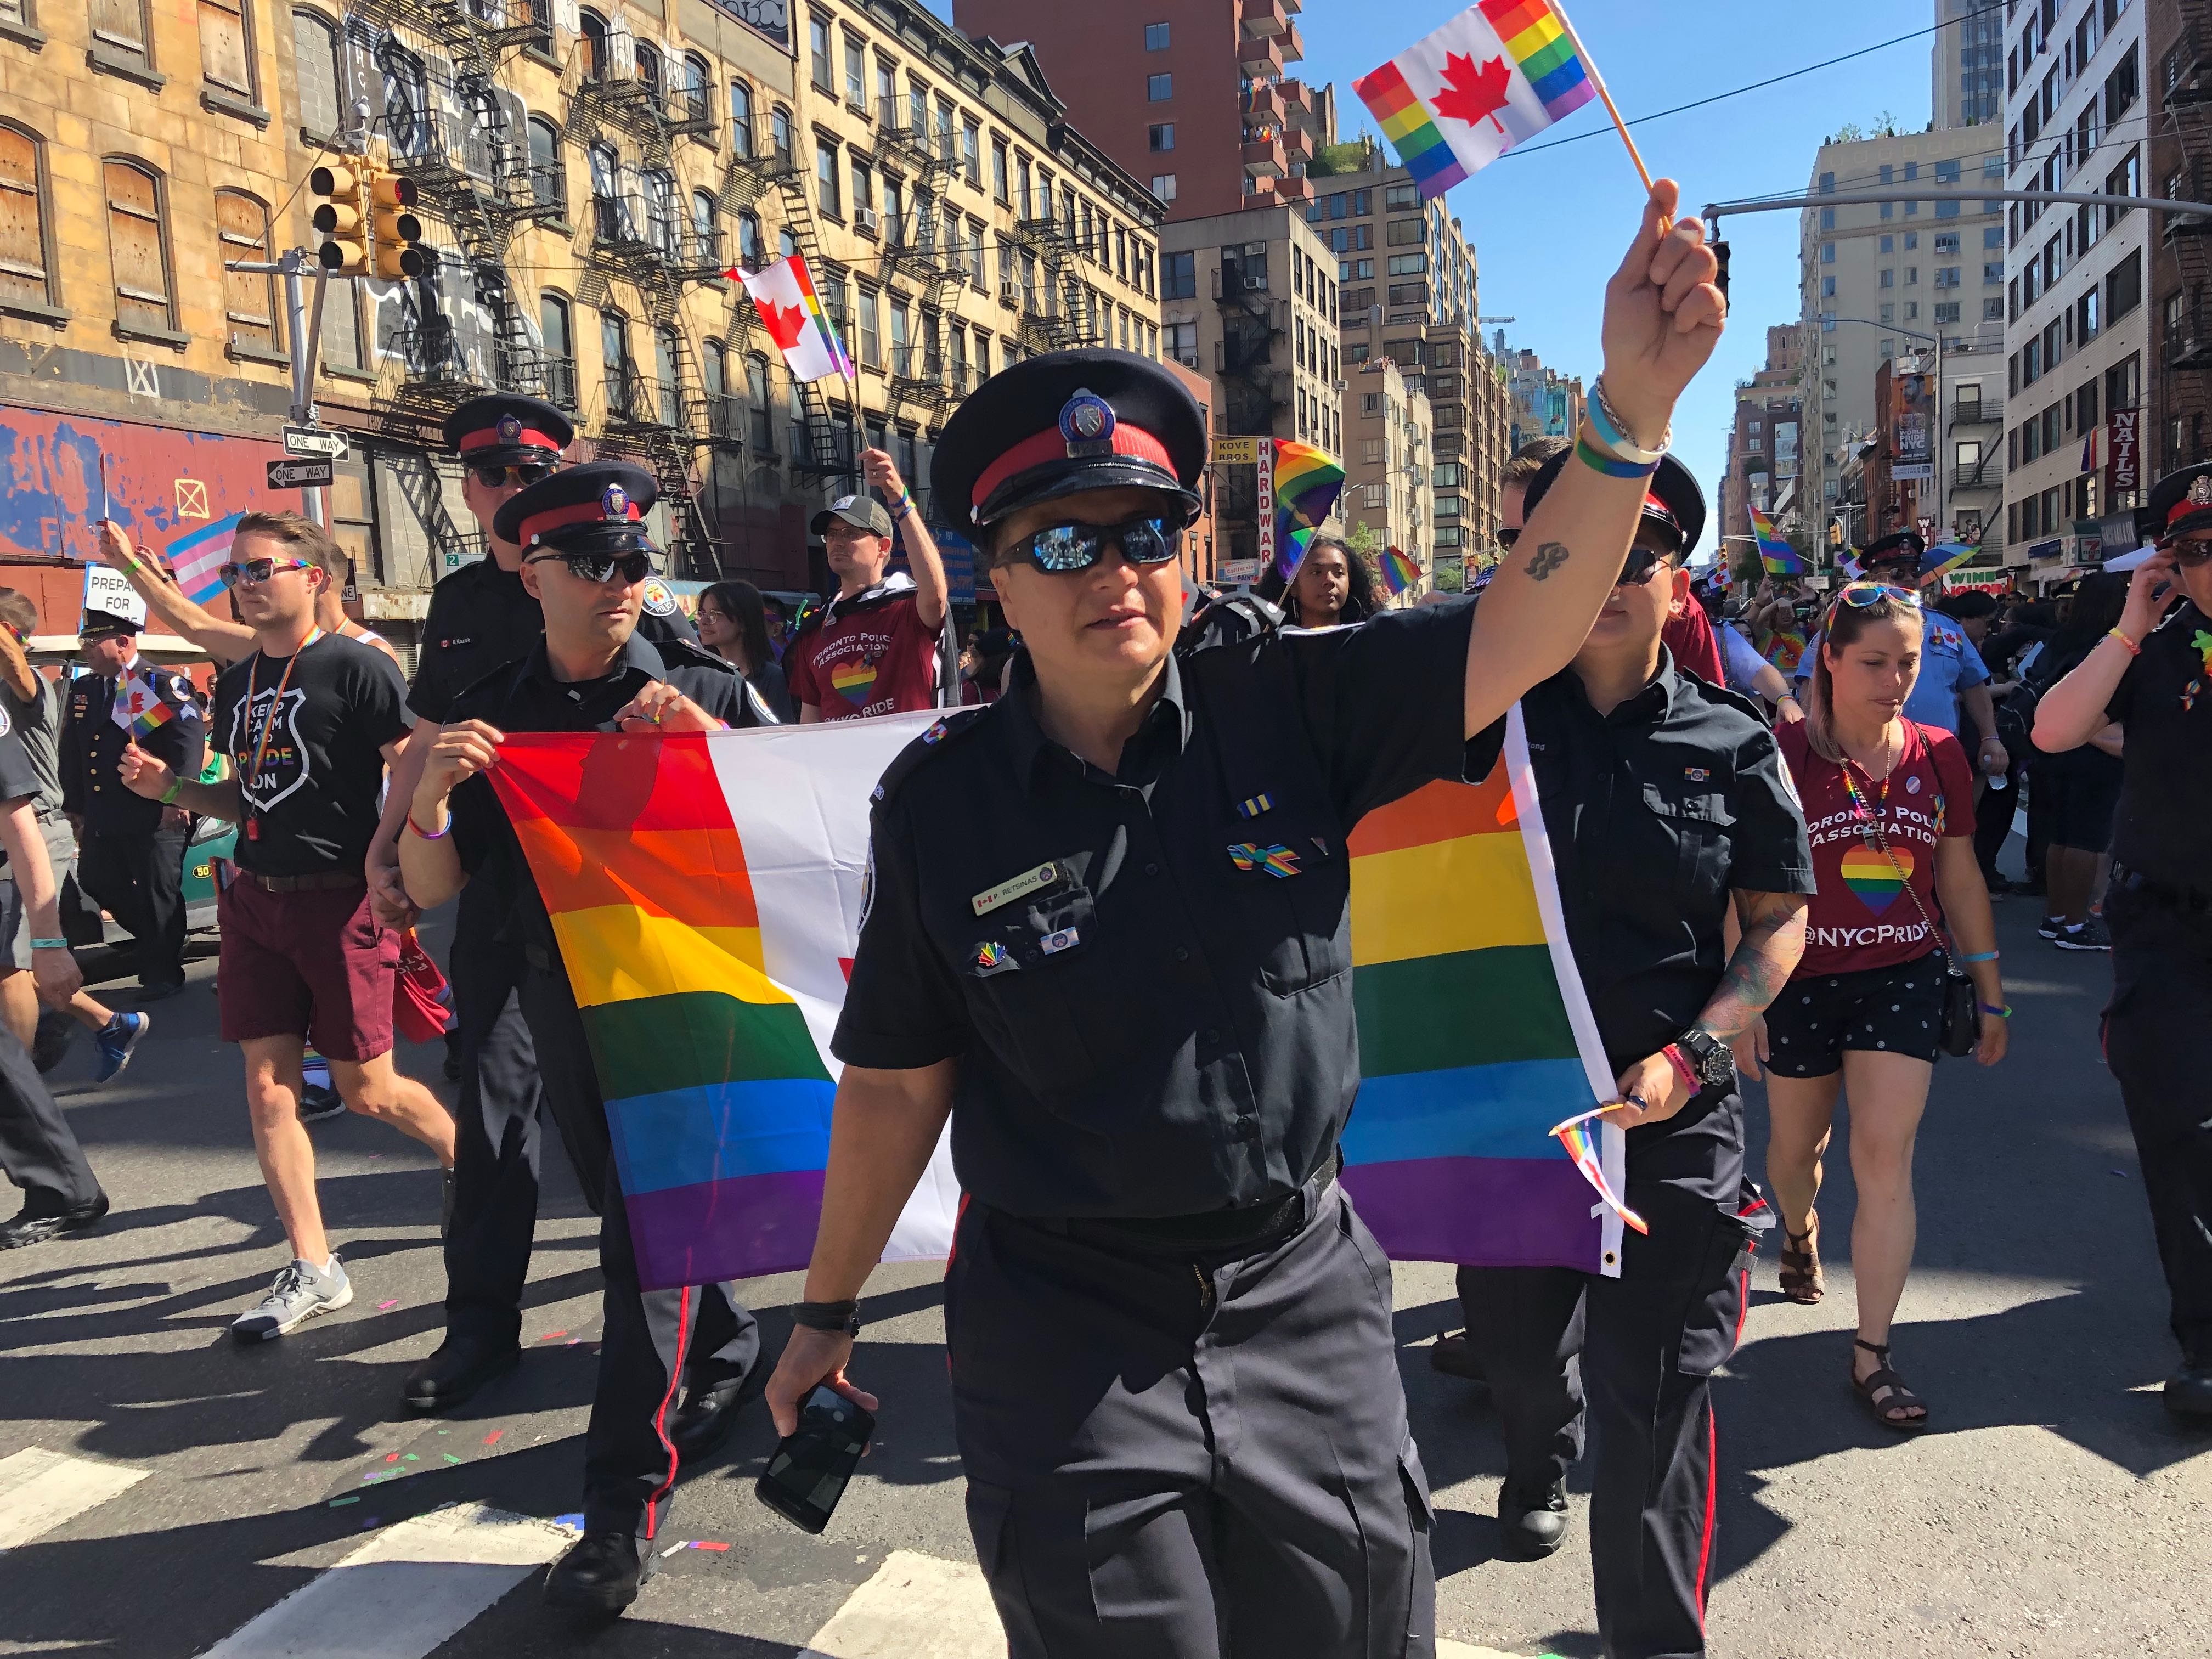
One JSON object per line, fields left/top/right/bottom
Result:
{"left": 758, "top": 189, "right": 1723, "bottom": 1658}
{"left": 396, "top": 462, "right": 774, "bottom": 1614}
{"left": 1431, "top": 454, "right": 1814, "bottom": 1658}
{"left": 390, "top": 395, "right": 699, "bottom": 1417}
{"left": 2034, "top": 462, "right": 2212, "bottom": 1420}
{"left": 59, "top": 610, "right": 203, "bottom": 997}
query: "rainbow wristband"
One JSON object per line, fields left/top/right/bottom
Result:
{"left": 1576, "top": 435, "right": 1660, "bottom": 479}
{"left": 1586, "top": 396, "right": 1657, "bottom": 465}
{"left": 1979, "top": 1003, "right": 2012, "bottom": 1019}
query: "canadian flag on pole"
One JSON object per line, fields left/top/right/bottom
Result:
{"left": 731, "top": 253, "right": 854, "bottom": 384}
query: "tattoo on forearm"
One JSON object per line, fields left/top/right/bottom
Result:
{"left": 1524, "top": 541, "right": 1570, "bottom": 580}
{"left": 1697, "top": 896, "right": 1809, "bottom": 1043}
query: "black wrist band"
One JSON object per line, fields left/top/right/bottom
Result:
{"left": 793, "top": 1299, "right": 861, "bottom": 1335}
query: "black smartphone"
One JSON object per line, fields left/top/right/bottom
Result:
{"left": 755, "top": 1384, "right": 874, "bottom": 1534}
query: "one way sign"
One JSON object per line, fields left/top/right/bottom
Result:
{"left": 267, "top": 458, "right": 334, "bottom": 489}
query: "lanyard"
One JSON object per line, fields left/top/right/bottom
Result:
{"left": 242, "top": 628, "right": 320, "bottom": 836}
{"left": 1837, "top": 729, "right": 1897, "bottom": 842}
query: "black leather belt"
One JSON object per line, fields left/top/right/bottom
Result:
{"left": 1019, "top": 1149, "right": 1343, "bottom": 1256}
{"left": 240, "top": 869, "right": 365, "bottom": 894}
{"left": 2110, "top": 862, "right": 2212, "bottom": 915}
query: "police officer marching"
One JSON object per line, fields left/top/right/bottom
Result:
{"left": 59, "top": 608, "right": 204, "bottom": 998}
{"left": 396, "top": 461, "right": 775, "bottom": 1613}
{"left": 763, "top": 185, "right": 1726, "bottom": 1656}
{"left": 2034, "top": 462, "right": 2212, "bottom": 1420}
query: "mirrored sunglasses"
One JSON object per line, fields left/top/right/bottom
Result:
{"left": 219, "top": 557, "right": 315, "bottom": 588}
{"left": 1008, "top": 514, "right": 1186, "bottom": 575}
{"left": 1616, "top": 547, "right": 1666, "bottom": 588}
{"left": 524, "top": 550, "right": 656, "bottom": 585}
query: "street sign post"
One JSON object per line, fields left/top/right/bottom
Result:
{"left": 282, "top": 425, "right": 348, "bottom": 460}
{"left": 268, "top": 458, "right": 335, "bottom": 489}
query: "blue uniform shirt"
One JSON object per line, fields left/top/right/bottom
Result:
{"left": 1793, "top": 618, "right": 1989, "bottom": 734}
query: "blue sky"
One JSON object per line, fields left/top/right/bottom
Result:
{"left": 929, "top": 0, "right": 1945, "bottom": 522}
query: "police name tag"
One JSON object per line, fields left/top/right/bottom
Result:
{"left": 972, "top": 861, "right": 1058, "bottom": 916}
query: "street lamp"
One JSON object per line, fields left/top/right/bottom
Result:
{"left": 1816, "top": 316, "right": 1948, "bottom": 550}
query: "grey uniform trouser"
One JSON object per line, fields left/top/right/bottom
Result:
{"left": 945, "top": 1178, "right": 1435, "bottom": 1659}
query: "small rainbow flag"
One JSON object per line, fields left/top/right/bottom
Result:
{"left": 1765, "top": 627, "right": 1808, "bottom": 676}
{"left": 110, "top": 674, "right": 177, "bottom": 740}
{"left": 1749, "top": 506, "right": 1803, "bottom": 576}
{"left": 1353, "top": 1, "right": 1599, "bottom": 199}
{"left": 167, "top": 512, "right": 246, "bottom": 607}
{"left": 1380, "top": 546, "right": 1424, "bottom": 597}
{"left": 1550, "top": 1105, "right": 1648, "bottom": 1235}
{"left": 1921, "top": 541, "right": 1982, "bottom": 583}
{"left": 1272, "top": 442, "right": 1344, "bottom": 579}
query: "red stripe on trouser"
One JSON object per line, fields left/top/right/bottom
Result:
{"left": 642, "top": 1284, "right": 693, "bottom": 1540}
{"left": 1694, "top": 1400, "right": 1718, "bottom": 1627}
{"left": 1733, "top": 1268, "right": 1750, "bottom": 1349}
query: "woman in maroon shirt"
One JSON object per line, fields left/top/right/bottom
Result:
{"left": 1762, "top": 584, "right": 2008, "bottom": 1430}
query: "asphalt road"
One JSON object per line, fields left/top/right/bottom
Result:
{"left": 1, "top": 865, "right": 2207, "bottom": 1657}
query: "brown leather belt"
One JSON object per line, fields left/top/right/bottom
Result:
{"left": 238, "top": 869, "right": 364, "bottom": 894}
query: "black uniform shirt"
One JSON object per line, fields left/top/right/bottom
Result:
{"left": 60, "top": 662, "right": 205, "bottom": 835}
{"left": 409, "top": 554, "right": 699, "bottom": 724}
{"left": 834, "top": 597, "right": 1491, "bottom": 1220}
{"left": 1522, "top": 653, "right": 1815, "bottom": 1118}
{"left": 2106, "top": 599, "right": 2212, "bottom": 887}
{"left": 447, "top": 631, "right": 763, "bottom": 959}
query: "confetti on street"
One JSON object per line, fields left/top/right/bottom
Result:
{"left": 693, "top": 1541, "right": 730, "bottom": 1552}
{"left": 377, "top": 1299, "right": 399, "bottom": 1310}
{"left": 538, "top": 1331, "right": 568, "bottom": 1342}
{"left": 327, "top": 1496, "right": 359, "bottom": 1507}
{"left": 482, "top": 1431, "right": 503, "bottom": 1446}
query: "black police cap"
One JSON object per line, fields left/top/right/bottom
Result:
{"left": 443, "top": 394, "right": 575, "bottom": 468}
{"left": 78, "top": 609, "right": 138, "bottom": 640}
{"left": 930, "top": 349, "right": 1205, "bottom": 539}
{"left": 1521, "top": 449, "right": 1707, "bottom": 558}
{"left": 1862, "top": 529, "right": 1926, "bottom": 566}
{"left": 494, "top": 459, "right": 661, "bottom": 557}
{"left": 2145, "top": 461, "right": 2212, "bottom": 544}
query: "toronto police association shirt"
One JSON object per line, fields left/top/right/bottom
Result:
{"left": 834, "top": 597, "right": 1493, "bottom": 1220}
{"left": 2106, "top": 599, "right": 2212, "bottom": 888}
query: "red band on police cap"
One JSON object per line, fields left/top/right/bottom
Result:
{"left": 972, "top": 421, "right": 1177, "bottom": 513}
{"left": 1641, "top": 491, "right": 1678, "bottom": 529}
{"left": 459, "top": 426, "right": 565, "bottom": 455}
{"left": 518, "top": 498, "right": 642, "bottom": 544}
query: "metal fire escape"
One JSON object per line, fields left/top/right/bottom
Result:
{"left": 2162, "top": 9, "right": 2212, "bottom": 471}
{"left": 561, "top": 22, "right": 723, "bottom": 573}
{"left": 878, "top": 94, "right": 968, "bottom": 424}
{"left": 1007, "top": 183, "right": 1080, "bottom": 356}
{"left": 1212, "top": 253, "right": 1289, "bottom": 436}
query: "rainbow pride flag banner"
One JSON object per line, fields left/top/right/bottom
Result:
{"left": 109, "top": 673, "right": 178, "bottom": 740}
{"left": 1379, "top": 546, "right": 1424, "bottom": 597}
{"left": 1273, "top": 442, "right": 1345, "bottom": 578}
{"left": 1340, "top": 706, "right": 1628, "bottom": 1275}
{"left": 1748, "top": 506, "right": 1803, "bottom": 576}
{"left": 486, "top": 714, "right": 956, "bottom": 1291}
{"left": 1920, "top": 541, "right": 1983, "bottom": 583}
{"left": 166, "top": 511, "right": 246, "bottom": 607}
{"left": 1353, "top": 0, "right": 1600, "bottom": 198}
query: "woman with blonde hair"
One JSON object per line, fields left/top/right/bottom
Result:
{"left": 1761, "top": 582, "right": 2008, "bottom": 1430}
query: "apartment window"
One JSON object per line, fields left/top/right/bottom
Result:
{"left": 1984, "top": 261, "right": 2002, "bottom": 285}
{"left": 91, "top": 0, "right": 151, "bottom": 70}
{"left": 1820, "top": 207, "right": 1835, "bottom": 231}
{"left": 1907, "top": 266, "right": 1919, "bottom": 285}
{"left": 1820, "top": 242, "right": 1835, "bottom": 263}
{"left": 1957, "top": 439, "right": 1983, "bottom": 471}
{"left": 850, "top": 159, "right": 873, "bottom": 222}
{"left": 1880, "top": 301, "right": 1895, "bottom": 324}
{"left": 857, "top": 287, "right": 879, "bottom": 366}
{"left": 104, "top": 159, "right": 173, "bottom": 336}
{"left": 1936, "top": 233, "right": 1960, "bottom": 256}
{"left": 1985, "top": 297, "right": 2005, "bottom": 321}
{"left": 771, "top": 109, "right": 794, "bottom": 171}
{"left": 2080, "top": 287, "right": 2100, "bottom": 342}
{"left": 529, "top": 116, "right": 564, "bottom": 212}
{"left": 1164, "top": 318, "right": 1197, "bottom": 366}
{"left": 1145, "top": 21, "right": 1169, "bottom": 49}
{"left": 1880, "top": 235, "right": 1894, "bottom": 254}
{"left": 729, "top": 81, "right": 754, "bottom": 155}
{"left": 737, "top": 210, "right": 761, "bottom": 267}
{"left": 1361, "top": 438, "right": 1384, "bottom": 465}
{"left": 1151, "top": 173, "right": 1177, "bottom": 202}
{"left": 1935, "top": 266, "right": 1960, "bottom": 289}
{"left": 1147, "top": 73, "right": 1172, "bottom": 101}
{"left": 1984, "top": 226, "right": 2003, "bottom": 249}
{"left": 540, "top": 292, "right": 574, "bottom": 409}
{"left": 1880, "top": 269, "right": 1894, "bottom": 289}
{"left": 962, "top": 120, "right": 980, "bottom": 185}
{"left": 199, "top": 0, "right": 256, "bottom": 99}
{"left": 2107, "top": 149, "right": 2138, "bottom": 229}
{"left": 815, "top": 137, "right": 840, "bottom": 217}
{"left": 991, "top": 137, "right": 1008, "bottom": 203}
{"left": 1149, "top": 123, "right": 1175, "bottom": 151}
{"left": 291, "top": 9, "right": 344, "bottom": 137}
{"left": 966, "top": 218, "right": 984, "bottom": 285}
{"left": 0, "top": 122, "right": 54, "bottom": 312}
{"left": 746, "top": 355, "right": 773, "bottom": 451}
{"left": 2109, "top": 246, "right": 2142, "bottom": 319}
{"left": 1936, "top": 301, "right": 1962, "bottom": 324}
{"left": 216, "top": 190, "right": 276, "bottom": 353}
{"left": 809, "top": 14, "right": 832, "bottom": 92}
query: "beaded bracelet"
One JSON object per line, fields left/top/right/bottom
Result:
{"left": 1576, "top": 433, "right": 1660, "bottom": 480}
{"left": 2106, "top": 627, "right": 2141, "bottom": 657}
{"left": 1979, "top": 1003, "right": 2013, "bottom": 1019}
{"left": 1956, "top": 949, "right": 1999, "bottom": 963}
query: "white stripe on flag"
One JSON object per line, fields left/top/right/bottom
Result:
{"left": 198, "top": 1503, "right": 571, "bottom": 1658}
{"left": 0, "top": 1447, "right": 147, "bottom": 1550}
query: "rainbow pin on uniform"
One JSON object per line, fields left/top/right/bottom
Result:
{"left": 1228, "top": 843, "right": 1301, "bottom": 879}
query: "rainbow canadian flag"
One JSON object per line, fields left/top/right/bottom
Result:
{"left": 735, "top": 253, "right": 854, "bottom": 384}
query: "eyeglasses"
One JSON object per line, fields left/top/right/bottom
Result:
{"left": 1497, "top": 527, "right": 1522, "bottom": 551}
{"left": 524, "top": 550, "right": 656, "bottom": 585}
{"left": 219, "top": 557, "right": 315, "bottom": 588}
{"left": 1616, "top": 547, "right": 1666, "bottom": 588}
{"left": 471, "top": 462, "right": 556, "bottom": 489}
{"left": 1005, "top": 514, "right": 1186, "bottom": 575}
{"left": 1832, "top": 582, "right": 1923, "bottom": 612}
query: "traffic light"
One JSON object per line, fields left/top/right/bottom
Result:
{"left": 308, "top": 159, "right": 368, "bottom": 274}
{"left": 368, "top": 168, "right": 426, "bottom": 281}
{"left": 1711, "top": 239, "right": 1730, "bottom": 304}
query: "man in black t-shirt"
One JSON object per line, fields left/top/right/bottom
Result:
{"left": 120, "top": 512, "right": 456, "bottom": 1342}
{"left": 396, "top": 462, "right": 772, "bottom": 1616}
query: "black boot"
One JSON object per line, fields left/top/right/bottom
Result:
{"left": 2166, "top": 1362, "right": 2212, "bottom": 1421}
{"left": 1498, "top": 1476, "right": 1570, "bottom": 1559}
{"left": 670, "top": 1370, "right": 761, "bottom": 1465}
{"left": 0, "top": 1193, "right": 109, "bottom": 1250}
{"left": 544, "top": 1530, "right": 653, "bottom": 1615}
{"left": 401, "top": 1334, "right": 520, "bottom": 1413}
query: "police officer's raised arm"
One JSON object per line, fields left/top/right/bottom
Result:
{"left": 1463, "top": 183, "right": 1726, "bottom": 740}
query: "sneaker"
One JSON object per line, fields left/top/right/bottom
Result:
{"left": 232, "top": 1256, "right": 352, "bottom": 1341}
{"left": 2055, "top": 917, "right": 2113, "bottom": 952}
{"left": 2036, "top": 915, "right": 2061, "bottom": 940}
{"left": 92, "top": 1012, "right": 149, "bottom": 1084}
{"left": 32, "top": 1009, "right": 80, "bottom": 1074}
{"left": 297, "top": 1082, "right": 346, "bottom": 1124}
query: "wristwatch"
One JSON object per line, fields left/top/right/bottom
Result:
{"left": 1672, "top": 1028, "right": 1737, "bottom": 1090}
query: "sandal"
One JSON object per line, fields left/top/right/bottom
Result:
{"left": 1778, "top": 1216, "right": 1823, "bottom": 1304}
{"left": 1852, "top": 1339, "right": 1929, "bottom": 1432}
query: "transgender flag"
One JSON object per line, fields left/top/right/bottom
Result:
{"left": 488, "top": 714, "right": 955, "bottom": 1291}
{"left": 1340, "top": 706, "right": 1627, "bottom": 1275}
{"left": 167, "top": 512, "right": 246, "bottom": 606}
{"left": 1354, "top": 0, "right": 1599, "bottom": 198}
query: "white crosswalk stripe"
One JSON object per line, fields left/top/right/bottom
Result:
{"left": 197, "top": 1502, "right": 572, "bottom": 1658}
{"left": 0, "top": 1447, "right": 147, "bottom": 1551}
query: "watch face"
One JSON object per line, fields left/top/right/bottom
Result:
{"left": 1702, "top": 1041, "right": 1736, "bottom": 1084}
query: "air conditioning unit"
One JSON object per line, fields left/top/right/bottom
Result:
{"left": 856, "top": 205, "right": 879, "bottom": 233}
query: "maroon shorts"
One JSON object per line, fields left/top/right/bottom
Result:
{"left": 217, "top": 877, "right": 398, "bottom": 1062}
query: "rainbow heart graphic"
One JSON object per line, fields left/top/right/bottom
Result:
{"left": 1840, "top": 842, "right": 1912, "bottom": 913}
{"left": 830, "top": 659, "right": 878, "bottom": 702}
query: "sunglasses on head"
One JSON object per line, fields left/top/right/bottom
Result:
{"left": 472, "top": 461, "right": 557, "bottom": 489}
{"left": 1832, "top": 581, "right": 1922, "bottom": 612}
{"left": 1005, "top": 514, "right": 1186, "bottom": 575}
{"left": 524, "top": 550, "right": 656, "bottom": 585}
{"left": 220, "top": 557, "right": 315, "bottom": 588}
